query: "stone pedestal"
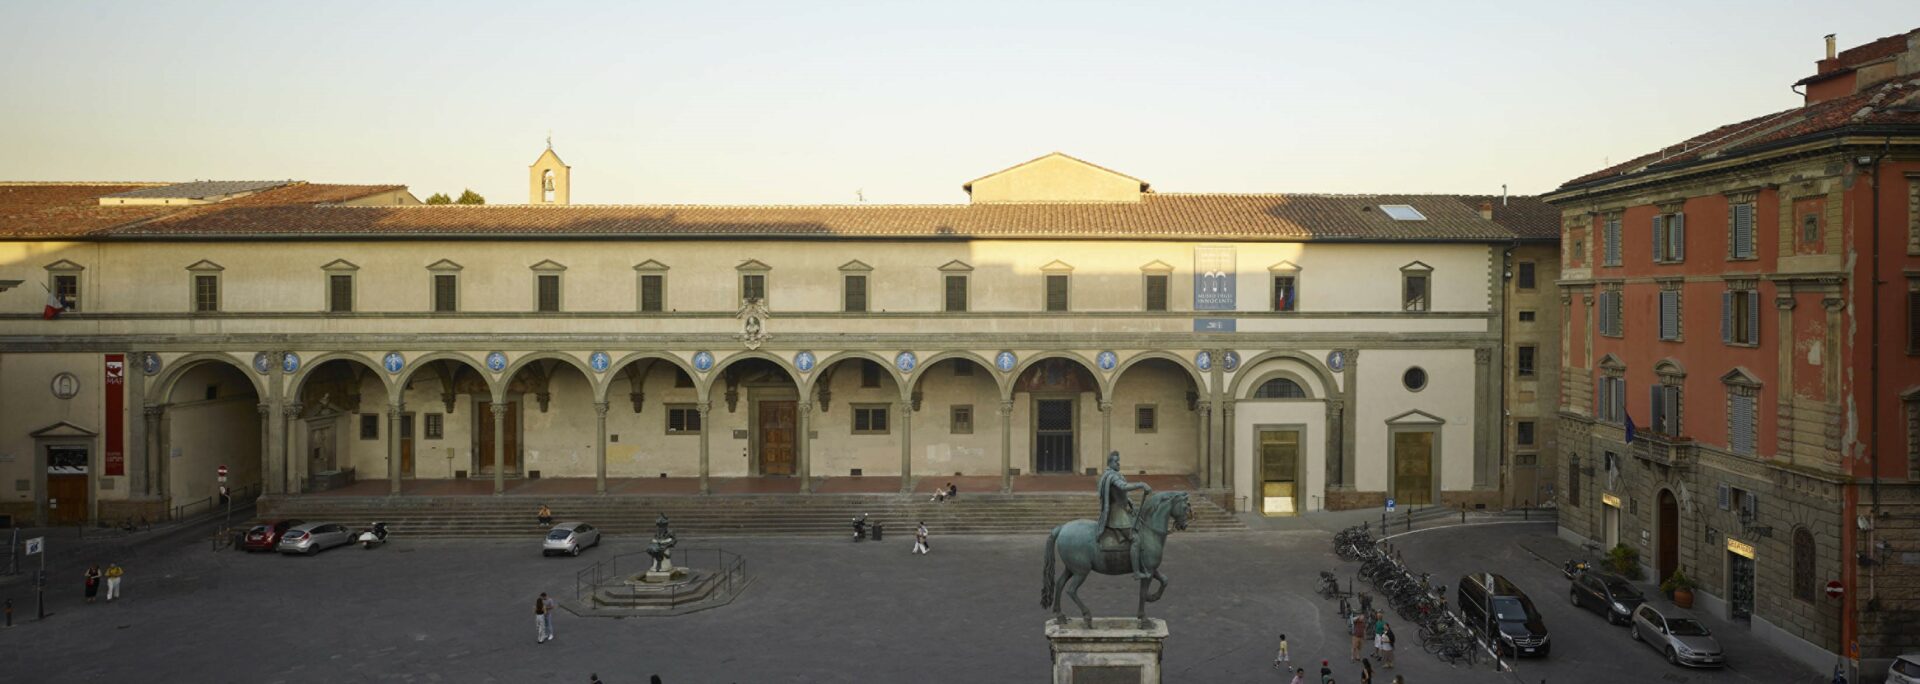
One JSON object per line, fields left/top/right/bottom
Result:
{"left": 643, "top": 567, "right": 687, "bottom": 583}
{"left": 1045, "top": 617, "right": 1167, "bottom": 684}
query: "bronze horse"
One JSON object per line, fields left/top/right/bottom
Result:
{"left": 1041, "top": 491, "right": 1191, "bottom": 627}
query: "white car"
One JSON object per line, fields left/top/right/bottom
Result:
{"left": 542, "top": 522, "right": 601, "bottom": 557}
{"left": 1888, "top": 654, "right": 1920, "bottom": 684}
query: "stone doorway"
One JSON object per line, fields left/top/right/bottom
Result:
{"left": 1657, "top": 489, "right": 1679, "bottom": 584}
{"left": 756, "top": 400, "right": 796, "bottom": 476}
{"left": 476, "top": 401, "right": 520, "bottom": 475}
{"left": 1033, "top": 398, "right": 1076, "bottom": 474}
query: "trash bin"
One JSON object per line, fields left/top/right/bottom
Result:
{"left": 872, "top": 522, "right": 885, "bottom": 541}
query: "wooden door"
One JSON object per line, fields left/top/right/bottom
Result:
{"left": 309, "top": 424, "right": 336, "bottom": 474}
{"left": 478, "top": 402, "right": 520, "bottom": 474}
{"left": 1259, "top": 429, "right": 1301, "bottom": 516}
{"left": 400, "top": 414, "right": 416, "bottom": 477}
{"left": 758, "top": 400, "right": 796, "bottom": 476}
{"left": 1034, "top": 399, "right": 1076, "bottom": 473}
{"left": 1392, "top": 431, "right": 1434, "bottom": 506}
{"left": 48, "top": 475, "right": 88, "bottom": 524}
{"left": 1658, "top": 490, "right": 1679, "bottom": 583}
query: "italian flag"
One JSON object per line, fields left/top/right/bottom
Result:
{"left": 43, "top": 284, "right": 64, "bottom": 320}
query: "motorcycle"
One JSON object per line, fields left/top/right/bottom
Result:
{"left": 1562, "top": 558, "right": 1590, "bottom": 580}
{"left": 851, "top": 514, "right": 869, "bottom": 542}
{"left": 358, "top": 521, "right": 389, "bottom": 549}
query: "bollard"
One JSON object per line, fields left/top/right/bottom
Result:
{"left": 1460, "top": 504, "right": 1467, "bottom": 525}
{"left": 1405, "top": 508, "right": 1412, "bottom": 533}
{"left": 4, "top": 597, "right": 11, "bottom": 628}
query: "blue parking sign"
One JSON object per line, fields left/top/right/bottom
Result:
{"left": 1386, "top": 498, "right": 1396, "bottom": 513}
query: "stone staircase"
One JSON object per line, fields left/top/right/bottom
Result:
{"left": 256, "top": 493, "right": 1246, "bottom": 538}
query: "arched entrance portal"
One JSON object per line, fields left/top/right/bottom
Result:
{"left": 161, "top": 359, "right": 262, "bottom": 504}
{"left": 1012, "top": 357, "right": 1102, "bottom": 475}
{"left": 291, "top": 357, "right": 390, "bottom": 491}
{"left": 1657, "top": 489, "right": 1679, "bottom": 584}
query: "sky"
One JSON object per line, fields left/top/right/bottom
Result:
{"left": 2, "top": 1, "right": 1916, "bottom": 205}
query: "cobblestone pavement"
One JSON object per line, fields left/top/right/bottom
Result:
{"left": 0, "top": 518, "right": 1824, "bottom": 683}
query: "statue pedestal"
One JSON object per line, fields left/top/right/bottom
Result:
{"left": 1045, "top": 618, "right": 1167, "bottom": 684}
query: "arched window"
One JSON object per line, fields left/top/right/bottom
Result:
{"left": 1793, "top": 527, "right": 1816, "bottom": 602}
{"left": 1254, "top": 378, "right": 1307, "bottom": 399}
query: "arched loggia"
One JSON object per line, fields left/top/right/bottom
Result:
{"left": 1006, "top": 354, "right": 1105, "bottom": 477}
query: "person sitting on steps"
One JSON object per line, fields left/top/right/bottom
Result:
{"left": 537, "top": 504, "right": 553, "bottom": 527}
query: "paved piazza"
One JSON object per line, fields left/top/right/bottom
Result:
{"left": 1, "top": 517, "right": 1823, "bottom": 683}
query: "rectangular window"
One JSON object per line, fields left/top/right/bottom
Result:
{"left": 433, "top": 274, "right": 457, "bottom": 312}
{"left": 1730, "top": 202, "right": 1755, "bottom": 259}
{"left": 1723, "top": 289, "right": 1760, "bottom": 346}
{"left": 1729, "top": 392, "right": 1757, "bottom": 455}
{"left": 1597, "top": 376, "right": 1626, "bottom": 423}
{"left": 424, "top": 413, "right": 444, "bottom": 440}
{"left": 1144, "top": 274, "right": 1169, "bottom": 311}
{"left": 536, "top": 274, "right": 561, "bottom": 312}
{"left": 53, "top": 274, "right": 79, "bottom": 312}
{"left": 860, "top": 360, "right": 881, "bottom": 388}
{"left": 1654, "top": 212, "right": 1687, "bottom": 262}
{"left": 853, "top": 405, "right": 890, "bottom": 434}
{"left": 843, "top": 274, "right": 868, "bottom": 313}
{"left": 740, "top": 273, "right": 766, "bottom": 304}
{"left": 1659, "top": 290, "right": 1680, "bottom": 340}
{"left": 1402, "top": 274, "right": 1429, "bottom": 312}
{"left": 1652, "top": 384, "right": 1681, "bottom": 435}
{"left": 1517, "top": 262, "right": 1536, "bottom": 289}
{"left": 359, "top": 414, "right": 379, "bottom": 440}
{"left": 1603, "top": 215, "right": 1622, "bottom": 266}
{"left": 1907, "top": 286, "right": 1919, "bottom": 353}
{"left": 950, "top": 405, "right": 973, "bottom": 434}
{"left": 328, "top": 275, "right": 354, "bottom": 313}
{"left": 1801, "top": 212, "right": 1821, "bottom": 247}
{"left": 640, "top": 274, "right": 665, "bottom": 312}
{"left": 944, "top": 275, "right": 968, "bottom": 312}
{"left": 1272, "top": 275, "right": 1298, "bottom": 312}
{"left": 1598, "top": 290, "right": 1624, "bottom": 337}
{"left": 193, "top": 274, "right": 220, "bottom": 312}
{"left": 1517, "top": 346, "right": 1537, "bottom": 378}
{"left": 1518, "top": 310, "right": 1536, "bottom": 322}
{"left": 1135, "top": 405, "right": 1157, "bottom": 433}
{"left": 666, "top": 404, "right": 702, "bottom": 434}
{"left": 1045, "top": 274, "right": 1069, "bottom": 312}
{"left": 1517, "top": 421, "right": 1536, "bottom": 446}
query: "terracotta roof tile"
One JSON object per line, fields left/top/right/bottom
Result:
{"left": 0, "top": 182, "right": 405, "bottom": 239}
{"left": 1452, "top": 195, "right": 1560, "bottom": 240}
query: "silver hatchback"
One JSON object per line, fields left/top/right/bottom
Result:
{"left": 543, "top": 522, "right": 601, "bottom": 557}
{"left": 1630, "top": 604, "right": 1725, "bottom": 668}
{"left": 276, "top": 521, "right": 355, "bottom": 555}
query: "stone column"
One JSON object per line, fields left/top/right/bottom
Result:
{"left": 388, "top": 404, "right": 405, "bottom": 496}
{"left": 697, "top": 401, "right": 712, "bottom": 495}
{"left": 491, "top": 402, "right": 507, "bottom": 495}
{"left": 266, "top": 352, "right": 286, "bottom": 496}
{"left": 594, "top": 401, "right": 610, "bottom": 495}
{"left": 282, "top": 403, "right": 303, "bottom": 493}
{"left": 1222, "top": 399, "right": 1237, "bottom": 497}
{"left": 898, "top": 400, "right": 914, "bottom": 493}
{"left": 999, "top": 399, "right": 1015, "bottom": 493}
{"left": 143, "top": 406, "right": 164, "bottom": 498}
{"left": 1098, "top": 400, "right": 1113, "bottom": 467}
{"left": 1194, "top": 401, "right": 1212, "bottom": 488}
{"left": 1324, "top": 399, "right": 1344, "bottom": 505}
{"left": 797, "top": 401, "right": 813, "bottom": 493}
{"left": 257, "top": 403, "right": 273, "bottom": 494}
{"left": 1207, "top": 350, "right": 1226, "bottom": 489}
{"left": 1339, "top": 349, "right": 1359, "bottom": 490}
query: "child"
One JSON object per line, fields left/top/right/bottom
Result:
{"left": 1273, "top": 633, "right": 1290, "bottom": 668}
{"left": 1290, "top": 667, "right": 1305, "bottom": 684}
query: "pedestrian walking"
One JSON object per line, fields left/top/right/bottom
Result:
{"left": 1380, "top": 626, "right": 1395, "bottom": 668}
{"left": 537, "top": 504, "right": 554, "bottom": 527}
{"left": 535, "top": 592, "right": 556, "bottom": 643}
{"left": 1272, "top": 633, "right": 1289, "bottom": 668}
{"left": 912, "top": 521, "right": 930, "bottom": 555}
{"left": 588, "top": 675, "right": 602, "bottom": 684}
{"left": 1319, "top": 658, "right": 1335, "bottom": 684}
{"left": 1349, "top": 613, "right": 1366, "bottom": 661}
{"left": 1360, "top": 657, "right": 1373, "bottom": 684}
{"left": 1289, "top": 666, "right": 1305, "bottom": 684}
{"left": 1369, "top": 612, "right": 1387, "bottom": 659}
{"left": 105, "top": 562, "right": 123, "bottom": 601}
{"left": 84, "top": 565, "right": 101, "bottom": 603}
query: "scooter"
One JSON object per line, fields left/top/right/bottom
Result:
{"left": 1562, "top": 558, "right": 1590, "bottom": 580}
{"left": 358, "top": 521, "right": 389, "bottom": 549}
{"left": 851, "top": 514, "right": 869, "bottom": 542}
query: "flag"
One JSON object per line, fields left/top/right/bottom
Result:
{"left": 1624, "top": 412, "right": 1637, "bottom": 444}
{"left": 42, "top": 283, "right": 64, "bottom": 320}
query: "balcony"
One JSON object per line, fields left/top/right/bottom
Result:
{"left": 1630, "top": 431, "right": 1694, "bottom": 471}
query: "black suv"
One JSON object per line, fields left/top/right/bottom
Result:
{"left": 1458, "top": 573, "right": 1551, "bottom": 657}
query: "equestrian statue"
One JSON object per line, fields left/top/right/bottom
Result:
{"left": 1041, "top": 451, "right": 1192, "bottom": 628}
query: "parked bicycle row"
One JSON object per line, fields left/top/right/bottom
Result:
{"left": 1326, "top": 523, "right": 1490, "bottom": 668}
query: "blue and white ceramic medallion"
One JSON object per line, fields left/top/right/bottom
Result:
{"left": 383, "top": 352, "right": 405, "bottom": 374}
{"left": 692, "top": 351, "right": 715, "bottom": 373}
{"left": 995, "top": 351, "right": 1017, "bottom": 373}
{"left": 894, "top": 351, "right": 917, "bottom": 374}
{"left": 1195, "top": 351, "right": 1213, "bottom": 372}
{"left": 795, "top": 351, "right": 817, "bottom": 374}
{"left": 1222, "top": 351, "right": 1240, "bottom": 372}
{"left": 486, "top": 351, "right": 508, "bottom": 373}
{"left": 282, "top": 352, "right": 300, "bottom": 374}
{"left": 1327, "top": 350, "right": 1347, "bottom": 373}
{"left": 1097, "top": 351, "right": 1119, "bottom": 372}
{"left": 589, "top": 351, "right": 611, "bottom": 373}
{"left": 142, "top": 352, "right": 161, "bottom": 376}
{"left": 253, "top": 352, "right": 271, "bottom": 374}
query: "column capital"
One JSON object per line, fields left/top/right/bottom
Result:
{"left": 388, "top": 404, "right": 406, "bottom": 417}
{"left": 145, "top": 405, "right": 166, "bottom": 419}
{"left": 1221, "top": 400, "right": 1235, "bottom": 415}
{"left": 1775, "top": 295, "right": 1799, "bottom": 310}
{"left": 1821, "top": 296, "right": 1846, "bottom": 312}
{"left": 593, "top": 401, "right": 610, "bottom": 418}
{"left": 282, "top": 402, "right": 304, "bottom": 418}
{"left": 695, "top": 401, "right": 712, "bottom": 414}
{"left": 1097, "top": 400, "right": 1113, "bottom": 413}
{"left": 796, "top": 401, "right": 813, "bottom": 415}
{"left": 257, "top": 402, "right": 272, "bottom": 417}
{"left": 490, "top": 403, "right": 509, "bottom": 416}
{"left": 1195, "top": 400, "right": 1212, "bottom": 415}
{"left": 998, "top": 400, "right": 1015, "bottom": 417}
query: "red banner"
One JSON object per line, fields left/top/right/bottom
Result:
{"left": 105, "top": 354, "right": 125, "bottom": 477}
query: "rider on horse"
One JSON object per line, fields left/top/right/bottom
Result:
{"left": 1097, "top": 451, "right": 1153, "bottom": 579}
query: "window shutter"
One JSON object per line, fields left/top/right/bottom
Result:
{"left": 1046, "top": 275, "right": 1069, "bottom": 312}
{"left": 1664, "top": 385, "right": 1681, "bottom": 435}
{"left": 1650, "top": 384, "right": 1664, "bottom": 433}
{"left": 1731, "top": 394, "right": 1754, "bottom": 454}
{"left": 1616, "top": 379, "right": 1627, "bottom": 423}
{"left": 945, "top": 275, "right": 968, "bottom": 312}
{"left": 1733, "top": 203, "right": 1754, "bottom": 258}
{"left": 1908, "top": 290, "right": 1920, "bottom": 352}
{"left": 1672, "top": 213, "right": 1686, "bottom": 261}
{"left": 537, "top": 275, "right": 560, "bottom": 312}
{"left": 1660, "top": 290, "right": 1678, "bottom": 339}
{"left": 1746, "top": 290, "right": 1761, "bottom": 344}
{"left": 1652, "top": 215, "right": 1665, "bottom": 261}
{"left": 844, "top": 275, "right": 867, "bottom": 312}
{"left": 1612, "top": 291, "right": 1624, "bottom": 335}
{"left": 434, "top": 274, "right": 457, "bottom": 312}
{"left": 329, "top": 275, "right": 353, "bottom": 313}
{"left": 1145, "top": 274, "right": 1169, "bottom": 311}
{"left": 1722, "top": 291, "right": 1733, "bottom": 343}
{"left": 640, "top": 274, "right": 664, "bottom": 312}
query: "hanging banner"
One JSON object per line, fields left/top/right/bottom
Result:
{"left": 1193, "top": 245, "right": 1236, "bottom": 311}
{"left": 104, "top": 353, "right": 126, "bottom": 476}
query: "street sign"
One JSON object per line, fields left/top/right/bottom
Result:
{"left": 217, "top": 464, "right": 228, "bottom": 483}
{"left": 1386, "top": 498, "right": 1397, "bottom": 513}
{"left": 24, "top": 537, "right": 43, "bottom": 556}
{"left": 1826, "top": 580, "right": 1844, "bottom": 599}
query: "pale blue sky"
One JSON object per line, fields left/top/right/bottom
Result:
{"left": 2, "top": 2, "right": 1915, "bottom": 204}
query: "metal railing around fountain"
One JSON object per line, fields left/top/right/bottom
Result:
{"left": 573, "top": 547, "right": 747, "bottom": 607}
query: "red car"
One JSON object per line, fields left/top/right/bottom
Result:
{"left": 242, "top": 519, "right": 304, "bottom": 552}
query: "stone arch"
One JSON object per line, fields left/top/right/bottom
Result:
{"left": 286, "top": 352, "right": 391, "bottom": 401}
{"left": 1007, "top": 351, "right": 1109, "bottom": 401}
{"left": 708, "top": 350, "right": 804, "bottom": 402}
{"left": 1242, "top": 370, "right": 1317, "bottom": 400}
{"left": 498, "top": 352, "right": 595, "bottom": 403}
{"left": 1227, "top": 350, "right": 1339, "bottom": 400}
{"left": 390, "top": 352, "right": 490, "bottom": 404}
{"left": 808, "top": 350, "right": 903, "bottom": 398}
{"left": 598, "top": 352, "right": 701, "bottom": 402}
{"left": 148, "top": 352, "right": 266, "bottom": 404}
{"left": 909, "top": 350, "right": 1001, "bottom": 398}
{"left": 1111, "top": 351, "right": 1206, "bottom": 396}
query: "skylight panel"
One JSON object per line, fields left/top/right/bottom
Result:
{"left": 1380, "top": 204, "right": 1426, "bottom": 221}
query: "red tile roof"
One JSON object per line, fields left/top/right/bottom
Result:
{"left": 0, "top": 182, "right": 404, "bottom": 239}
{"left": 1452, "top": 195, "right": 1560, "bottom": 240}
{"left": 104, "top": 192, "right": 1518, "bottom": 242}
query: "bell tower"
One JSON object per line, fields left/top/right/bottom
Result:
{"left": 529, "top": 138, "right": 570, "bottom": 205}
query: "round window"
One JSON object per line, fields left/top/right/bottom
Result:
{"left": 1402, "top": 367, "right": 1427, "bottom": 392}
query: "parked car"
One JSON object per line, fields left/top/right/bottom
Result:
{"left": 1458, "top": 572, "right": 1551, "bottom": 657}
{"left": 1888, "top": 654, "right": 1920, "bottom": 684}
{"left": 1630, "top": 604, "right": 1725, "bottom": 668}
{"left": 543, "top": 522, "right": 601, "bottom": 557}
{"left": 1569, "top": 572, "right": 1646, "bottom": 625}
{"left": 241, "top": 519, "right": 304, "bottom": 552}
{"left": 277, "top": 522, "right": 354, "bottom": 555}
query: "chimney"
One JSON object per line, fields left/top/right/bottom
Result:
{"left": 1825, "top": 34, "right": 1836, "bottom": 60}
{"left": 1479, "top": 201, "right": 1494, "bottom": 220}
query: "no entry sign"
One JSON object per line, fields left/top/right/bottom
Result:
{"left": 217, "top": 464, "right": 228, "bottom": 483}
{"left": 1826, "top": 580, "right": 1844, "bottom": 599}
